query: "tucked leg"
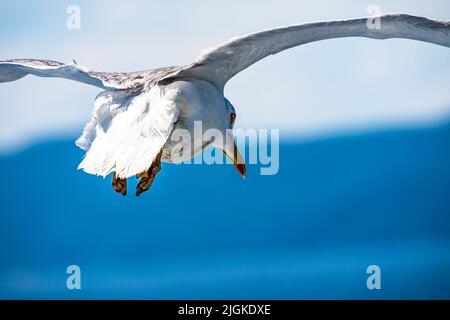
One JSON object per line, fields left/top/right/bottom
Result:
{"left": 136, "top": 150, "right": 163, "bottom": 196}
{"left": 112, "top": 173, "right": 127, "bottom": 196}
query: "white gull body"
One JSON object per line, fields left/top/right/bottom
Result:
{"left": 75, "top": 79, "right": 231, "bottom": 178}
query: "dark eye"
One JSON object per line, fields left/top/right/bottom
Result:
{"left": 230, "top": 112, "right": 236, "bottom": 126}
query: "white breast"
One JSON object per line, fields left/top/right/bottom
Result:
{"left": 161, "top": 79, "right": 228, "bottom": 163}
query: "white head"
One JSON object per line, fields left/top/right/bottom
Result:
{"left": 215, "top": 98, "right": 246, "bottom": 178}
{"left": 225, "top": 98, "right": 237, "bottom": 129}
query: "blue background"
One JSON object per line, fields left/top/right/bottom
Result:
{"left": 1, "top": 0, "right": 450, "bottom": 299}
{"left": 1, "top": 121, "right": 449, "bottom": 299}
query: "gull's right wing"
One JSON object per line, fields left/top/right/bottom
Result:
{"left": 173, "top": 14, "right": 450, "bottom": 90}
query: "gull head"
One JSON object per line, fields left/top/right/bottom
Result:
{"left": 213, "top": 98, "right": 246, "bottom": 179}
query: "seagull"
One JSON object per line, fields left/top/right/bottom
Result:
{"left": 1, "top": 14, "right": 449, "bottom": 196}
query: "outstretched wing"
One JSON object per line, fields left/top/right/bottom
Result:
{"left": 77, "top": 86, "right": 181, "bottom": 179}
{"left": 0, "top": 59, "right": 181, "bottom": 90}
{"left": 0, "top": 58, "right": 185, "bottom": 178}
{"left": 174, "top": 14, "right": 450, "bottom": 89}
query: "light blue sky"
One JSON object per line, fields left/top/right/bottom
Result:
{"left": 1, "top": 0, "right": 450, "bottom": 152}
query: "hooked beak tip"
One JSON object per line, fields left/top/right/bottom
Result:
{"left": 234, "top": 163, "right": 246, "bottom": 179}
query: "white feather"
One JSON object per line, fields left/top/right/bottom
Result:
{"left": 77, "top": 86, "right": 180, "bottom": 178}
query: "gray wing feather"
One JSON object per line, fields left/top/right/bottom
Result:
{"left": 173, "top": 14, "right": 450, "bottom": 89}
{"left": 0, "top": 59, "right": 184, "bottom": 90}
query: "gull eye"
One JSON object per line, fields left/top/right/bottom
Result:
{"left": 230, "top": 112, "right": 236, "bottom": 126}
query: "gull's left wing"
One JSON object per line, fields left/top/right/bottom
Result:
{"left": 172, "top": 14, "right": 450, "bottom": 90}
{"left": 0, "top": 59, "right": 181, "bottom": 90}
{"left": 0, "top": 58, "right": 185, "bottom": 179}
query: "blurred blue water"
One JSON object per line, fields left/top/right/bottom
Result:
{"left": 1, "top": 122, "right": 450, "bottom": 299}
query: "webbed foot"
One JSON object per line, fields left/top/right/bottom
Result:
{"left": 112, "top": 173, "right": 127, "bottom": 196}
{"left": 136, "top": 150, "right": 163, "bottom": 196}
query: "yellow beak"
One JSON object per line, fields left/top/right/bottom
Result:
{"left": 219, "top": 132, "right": 246, "bottom": 179}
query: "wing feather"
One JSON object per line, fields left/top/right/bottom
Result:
{"left": 174, "top": 14, "right": 450, "bottom": 89}
{"left": 0, "top": 59, "right": 183, "bottom": 90}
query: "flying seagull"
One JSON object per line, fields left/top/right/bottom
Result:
{"left": 1, "top": 14, "right": 449, "bottom": 196}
